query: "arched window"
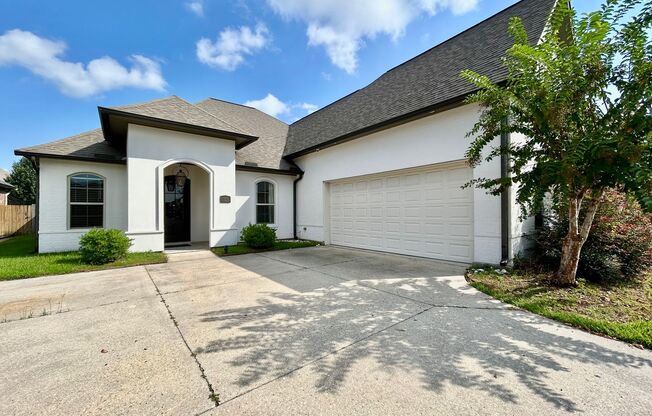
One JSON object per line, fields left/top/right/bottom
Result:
{"left": 256, "top": 181, "right": 275, "bottom": 224}
{"left": 69, "top": 173, "right": 104, "bottom": 228}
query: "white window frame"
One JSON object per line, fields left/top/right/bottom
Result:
{"left": 67, "top": 172, "right": 106, "bottom": 230}
{"left": 254, "top": 179, "right": 276, "bottom": 226}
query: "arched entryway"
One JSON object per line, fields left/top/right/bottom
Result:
{"left": 161, "top": 161, "right": 212, "bottom": 247}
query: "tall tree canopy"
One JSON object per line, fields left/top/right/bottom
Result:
{"left": 461, "top": 0, "right": 651, "bottom": 285}
{"left": 6, "top": 157, "right": 36, "bottom": 205}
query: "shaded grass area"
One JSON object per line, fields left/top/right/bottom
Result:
{"left": 467, "top": 268, "right": 652, "bottom": 349}
{"left": 212, "top": 240, "right": 321, "bottom": 256}
{"left": 0, "top": 235, "right": 167, "bottom": 281}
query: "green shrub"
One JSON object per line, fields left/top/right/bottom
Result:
{"left": 241, "top": 224, "right": 276, "bottom": 249}
{"left": 534, "top": 191, "right": 652, "bottom": 282}
{"left": 79, "top": 229, "right": 132, "bottom": 265}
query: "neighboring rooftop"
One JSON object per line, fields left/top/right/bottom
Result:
{"left": 0, "top": 168, "right": 13, "bottom": 190}
{"left": 283, "top": 0, "right": 556, "bottom": 158}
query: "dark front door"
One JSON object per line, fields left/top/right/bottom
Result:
{"left": 164, "top": 176, "right": 191, "bottom": 244}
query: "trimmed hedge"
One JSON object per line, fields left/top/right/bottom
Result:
{"left": 79, "top": 229, "right": 132, "bottom": 265}
{"left": 241, "top": 224, "right": 276, "bottom": 249}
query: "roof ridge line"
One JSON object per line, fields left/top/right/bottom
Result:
{"left": 386, "top": 0, "right": 540, "bottom": 75}
{"left": 188, "top": 98, "right": 253, "bottom": 135}
{"left": 290, "top": 88, "right": 363, "bottom": 126}
{"left": 113, "top": 95, "right": 181, "bottom": 110}
{"left": 199, "top": 98, "right": 290, "bottom": 127}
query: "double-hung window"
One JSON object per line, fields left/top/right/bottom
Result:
{"left": 69, "top": 173, "right": 104, "bottom": 228}
{"left": 256, "top": 181, "right": 275, "bottom": 224}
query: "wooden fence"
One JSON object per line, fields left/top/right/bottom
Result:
{"left": 0, "top": 205, "right": 35, "bottom": 238}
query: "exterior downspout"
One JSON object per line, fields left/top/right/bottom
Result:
{"left": 292, "top": 172, "right": 304, "bottom": 239}
{"left": 500, "top": 124, "right": 511, "bottom": 266}
{"left": 28, "top": 156, "right": 39, "bottom": 253}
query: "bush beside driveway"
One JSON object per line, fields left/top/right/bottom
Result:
{"left": 0, "top": 235, "right": 166, "bottom": 281}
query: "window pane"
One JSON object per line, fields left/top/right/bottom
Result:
{"left": 87, "top": 178, "right": 103, "bottom": 189}
{"left": 70, "top": 205, "right": 103, "bottom": 228}
{"left": 87, "top": 189, "right": 103, "bottom": 203}
{"left": 70, "top": 188, "right": 87, "bottom": 203}
{"left": 257, "top": 181, "right": 274, "bottom": 204}
{"left": 70, "top": 174, "right": 103, "bottom": 203}
{"left": 256, "top": 205, "right": 274, "bottom": 224}
{"left": 70, "top": 177, "right": 87, "bottom": 188}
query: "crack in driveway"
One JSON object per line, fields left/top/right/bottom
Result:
{"left": 144, "top": 265, "right": 219, "bottom": 409}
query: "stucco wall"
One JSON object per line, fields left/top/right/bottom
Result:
{"left": 38, "top": 158, "right": 127, "bottom": 253}
{"left": 234, "top": 171, "right": 295, "bottom": 240}
{"left": 293, "top": 103, "right": 504, "bottom": 264}
{"left": 126, "top": 124, "right": 237, "bottom": 251}
{"left": 509, "top": 132, "right": 536, "bottom": 258}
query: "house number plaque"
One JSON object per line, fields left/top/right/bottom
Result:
{"left": 219, "top": 195, "right": 231, "bottom": 204}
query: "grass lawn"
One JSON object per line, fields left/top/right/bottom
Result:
{"left": 212, "top": 240, "right": 321, "bottom": 256}
{"left": 467, "top": 267, "right": 652, "bottom": 349}
{"left": 0, "top": 234, "right": 167, "bottom": 281}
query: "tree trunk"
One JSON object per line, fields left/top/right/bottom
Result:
{"left": 554, "top": 190, "right": 603, "bottom": 286}
{"left": 557, "top": 235, "right": 583, "bottom": 286}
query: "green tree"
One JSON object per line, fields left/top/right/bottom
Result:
{"left": 461, "top": 1, "right": 651, "bottom": 286}
{"left": 6, "top": 157, "right": 36, "bottom": 205}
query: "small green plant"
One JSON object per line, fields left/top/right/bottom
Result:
{"left": 240, "top": 224, "right": 276, "bottom": 249}
{"left": 79, "top": 229, "right": 132, "bottom": 265}
{"left": 208, "top": 393, "right": 220, "bottom": 405}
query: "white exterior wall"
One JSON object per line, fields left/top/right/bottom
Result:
{"left": 38, "top": 158, "right": 127, "bottom": 253}
{"left": 126, "top": 124, "right": 237, "bottom": 251}
{"left": 293, "top": 103, "right": 503, "bottom": 264}
{"left": 234, "top": 171, "right": 296, "bottom": 240}
{"left": 509, "top": 132, "right": 536, "bottom": 258}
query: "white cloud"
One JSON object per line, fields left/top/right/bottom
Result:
{"left": 196, "top": 24, "right": 270, "bottom": 71}
{"left": 244, "top": 93, "right": 318, "bottom": 119}
{"left": 186, "top": 1, "right": 204, "bottom": 16}
{"left": 0, "top": 29, "right": 166, "bottom": 97}
{"left": 245, "top": 93, "right": 288, "bottom": 117}
{"left": 266, "top": 0, "right": 479, "bottom": 73}
{"left": 296, "top": 102, "right": 318, "bottom": 114}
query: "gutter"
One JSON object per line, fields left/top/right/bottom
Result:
{"left": 28, "top": 156, "right": 39, "bottom": 253}
{"left": 292, "top": 172, "right": 304, "bottom": 239}
{"left": 500, "top": 121, "right": 511, "bottom": 266}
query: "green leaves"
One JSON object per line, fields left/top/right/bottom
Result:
{"left": 460, "top": 0, "right": 652, "bottom": 216}
{"left": 6, "top": 157, "right": 36, "bottom": 205}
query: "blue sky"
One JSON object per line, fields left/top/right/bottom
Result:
{"left": 0, "top": 0, "right": 599, "bottom": 170}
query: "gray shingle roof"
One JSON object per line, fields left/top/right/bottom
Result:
{"left": 195, "top": 98, "right": 296, "bottom": 171}
{"left": 15, "top": 128, "right": 125, "bottom": 163}
{"left": 112, "top": 96, "right": 250, "bottom": 136}
{"left": 283, "top": 0, "right": 556, "bottom": 158}
{"left": 15, "top": 97, "right": 297, "bottom": 172}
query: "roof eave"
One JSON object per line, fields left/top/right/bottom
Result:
{"left": 236, "top": 164, "right": 303, "bottom": 176}
{"left": 285, "top": 92, "right": 474, "bottom": 160}
{"left": 14, "top": 149, "right": 126, "bottom": 165}
{"left": 98, "top": 107, "right": 259, "bottom": 150}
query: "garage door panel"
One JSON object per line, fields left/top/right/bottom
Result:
{"left": 330, "top": 163, "right": 473, "bottom": 262}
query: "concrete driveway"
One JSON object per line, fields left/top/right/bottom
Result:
{"left": 1, "top": 246, "right": 651, "bottom": 416}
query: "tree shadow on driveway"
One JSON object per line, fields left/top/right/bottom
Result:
{"left": 183, "top": 249, "right": 652, "bottom": 413}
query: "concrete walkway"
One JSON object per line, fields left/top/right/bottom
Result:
{"left": 0, "top": 246, "right": 651, "bottom": 415}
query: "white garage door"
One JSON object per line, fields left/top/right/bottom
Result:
{"left": 329, "top": 162, "right": 473, "bottom": 262}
